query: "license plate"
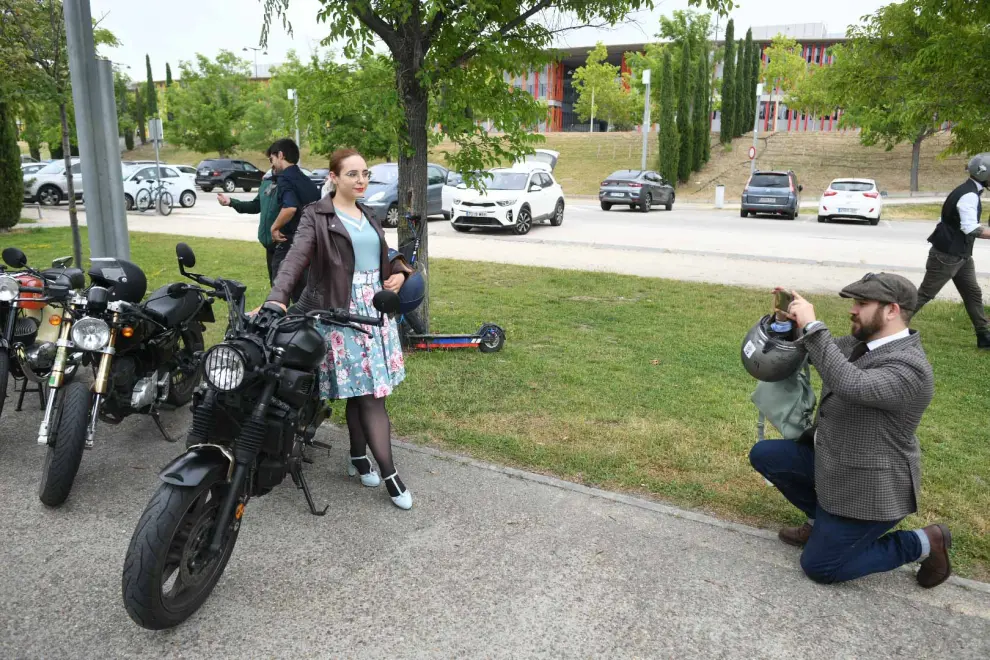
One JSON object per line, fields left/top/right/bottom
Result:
{"left": 759, "top": 197, "right": 776, "bottom": 203}
{"left": 838, "top": 207, "right": 858, "bottom": 213}
{"left": 612, "top": 192, "right": 625, "bottom": 197}
{"left": 465, "top": 210, "right": 489, "bottom": 217}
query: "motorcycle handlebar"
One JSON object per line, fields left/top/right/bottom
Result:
{"left": 305, "top": 309, "right": 383, "bottom": 327}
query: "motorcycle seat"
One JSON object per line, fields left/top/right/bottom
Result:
{"left": 142, "top": 285, "right": 201, "bottom": 328}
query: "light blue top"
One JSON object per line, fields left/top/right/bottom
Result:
{"left": 336, "top": 208, "right": 381, "bottom": 272}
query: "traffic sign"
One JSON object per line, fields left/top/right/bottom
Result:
{"left": 748, "top": 146, "right": 756, "bottom": 160}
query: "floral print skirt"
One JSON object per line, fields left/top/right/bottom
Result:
{"left": 315, "top": 269, "right": 406, "bottom": 400}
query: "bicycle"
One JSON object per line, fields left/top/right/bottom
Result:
{"left": 134, "top": 177, "right": 173, "bottom": 216}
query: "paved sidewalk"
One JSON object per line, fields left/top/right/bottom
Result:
{"left": 1, "top": 405, "right": 988, "bottom": 658}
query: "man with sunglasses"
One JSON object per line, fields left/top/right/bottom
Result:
{"left": 749, "top": 273, "right": 951, "bottom": 589}
{"left": 267, "top": 138, "right": 320, "bottom": 302}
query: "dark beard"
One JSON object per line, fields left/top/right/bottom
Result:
{"left": 851, "top": 307, "right": 885, "bottom": 342}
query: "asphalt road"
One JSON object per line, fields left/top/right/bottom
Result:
{"left": 26, "top": 196, "right": 990, "bottom": 302}
{"left": 2, "top": 400, "right": 990, "bottom": 658}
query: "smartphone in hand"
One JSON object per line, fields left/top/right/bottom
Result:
{"left": 774, "top": 290, "right": 794, "bottom": 317}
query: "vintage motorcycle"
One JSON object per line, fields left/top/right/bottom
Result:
{"left": 37, "top": 250, "right": 215, "bottom": 507}
{"left": 121, "top": 243, "right": 399, "bottom": 630}
{"left": 0, "top": 247, "right": 85, "bottom": 421}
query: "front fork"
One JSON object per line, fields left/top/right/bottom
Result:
{"left": 85, "top": 315, "right": 119, "bottom": 447}
{"left": 37, "top": 314, "right": 73, "bottom": 445}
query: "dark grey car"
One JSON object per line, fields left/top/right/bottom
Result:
{"left": 599, "top": 170, "right": 674, "bottom": 213}
{"left": 740, "top": 170, "right": 803, "bottom": 220}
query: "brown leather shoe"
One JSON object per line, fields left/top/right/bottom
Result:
{"left": 917, "top": 524, "right": 952, "bottom": 588}
{"left": 778, "top": 522, "right": 813, "bottom": 547}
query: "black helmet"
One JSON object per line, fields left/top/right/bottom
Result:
{"left": 86, "top": 258, "right": 148, "bottom": 303}
{"left": 741, "top": 314, "right": 807, "bottom": 382}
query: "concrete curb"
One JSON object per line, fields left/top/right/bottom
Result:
{"left": 384, "top": 435, "right": 990, "bottom": 595}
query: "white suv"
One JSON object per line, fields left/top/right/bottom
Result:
{"left": 450, "top": 164, "right": 565, "bottom": 235}
{"left": 24, "top": 158, "right": 83, "bottom": 206}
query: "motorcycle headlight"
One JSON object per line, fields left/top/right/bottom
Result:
{"left": 70, "top": 317, "right": 111, "bottom": 351}
{"left": 0, "top": 275, "right": 19, "bottom": 302}
{"left": 203, "top": 344, "right": 246, "bottom": 391}
{"left": 496, "top": 199, "right": 517, "bottom": 207}
{"left": 368, "top": 191, "right": 386, "bottom": 203}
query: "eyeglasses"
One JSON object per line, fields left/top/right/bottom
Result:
{"left": 341, "top": 170, "right": 371, "bottom": 181}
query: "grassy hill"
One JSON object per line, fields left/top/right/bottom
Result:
{"left": 24, "top": 129, "right": 967, "bottom": 201}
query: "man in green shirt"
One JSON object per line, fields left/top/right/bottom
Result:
{"left": 218, "top": 169, "right": 280, "bottom": 284}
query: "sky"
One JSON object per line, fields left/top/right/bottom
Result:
{"left": 92, "top": 0, "right": 895, "bottom": 81}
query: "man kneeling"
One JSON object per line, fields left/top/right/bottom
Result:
{"left": 749, "top": 273, "right": 951, "bottom": 588}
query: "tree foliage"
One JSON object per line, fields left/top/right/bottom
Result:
{"left": 692, "top": 47, "right": 709, "bottom": 171}
{"left": 676, "top": 38, "right": 692, "bottom": 182}
{"left": 572, "top": 42, "right": 636, "bottom": 131}
{"left": 718, "top": 18, "right": 735, "bottom": 143}
{"left": 657, "top": 51, "right": 678, "bottom": 185}
{"left": 168, "top": 51, "right": 253, "bottom": 156}
{"left": 0, "top": 99, "right": 21, "bottom": 230}
{"left": 732, "top": 37, "right": 745, "bottom": 137}
{"left": 145, "top": 54, "right": 158, "bottom": 117}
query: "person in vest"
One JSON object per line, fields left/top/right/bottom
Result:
{"left": 912, "top": 153, "right": 990, "bottom": 349}
{"left": 267, "top": 138, "right": 321, "bottom": 303}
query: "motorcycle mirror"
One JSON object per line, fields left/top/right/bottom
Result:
{"left": 51, "top": 255, "right": 73, "bottom": 268}
{"left": 175, "top": 242, "right": 196, "bottom": 268}
{"left": 2, "top": 247, "right": 28, "bottom": 268}
{"left": 372, "top": 290, "right": 400, "bottom": 314}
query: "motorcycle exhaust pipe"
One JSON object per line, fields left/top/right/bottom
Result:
{"left": 13, "top": 343, "right": 45, "bottom": 384}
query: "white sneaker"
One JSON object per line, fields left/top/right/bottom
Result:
{"left": 384, "top": 472, "right": 412, "bottom": 510}
{"left": 347, "top": 454, "right": 381, "bottom": 487}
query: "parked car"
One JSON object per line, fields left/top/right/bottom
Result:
{"left": 23, "top": 158, "right": 83, "bottom": 206}
{"left": 122, "top": 164, "right": 198, "bottom": 210}
{"left": 599, "top": 169, "right": 674, "bottom": 212}
{"left": 818, "top": 178, "right": 885, "bottom": 225}
{"left": 20, "top": 154, "right": 38, "bottom": 164}
{"left": 513, "top": 148, "right": 560, "bottom": 171}
{"left": 21, "top": 162, "right": 46, "bottom": 177}
{"left": 173, "top": 164, "right": 199, "bottom": 176}
{"left": 740, "top": 170, "right": 803, "bottom": 219}
{"left": 362, "top": 162, "right": 448, "bottom": 227}
{"left": 450, "top": 163, "right": 565, "bottom": 236}
{"left": 301, "top": 167, "right": 328, "bottom": 190}
{"left": 194, "top": 158, "right": 265, "bottom": 193}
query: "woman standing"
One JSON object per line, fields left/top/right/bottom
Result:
{"left": 266, "top": 148, "right": 413, "bottom": 510}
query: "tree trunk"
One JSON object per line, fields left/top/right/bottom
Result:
{"left": 910, "top": 134, "right": 924, "bottom": 193}
{"left": 395, "top": 42, "right": 430, "bottom": 334}
{"left": 60, "top": 103, "right": 82, "bottom": 268}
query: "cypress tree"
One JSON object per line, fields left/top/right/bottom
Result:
{"left": 719, "top": 19, "right": 735, "bottom": 144}
{"left": 145, "top": 54, "right": 158, "bottom": 117}
{"left": 676, "top": 38, "right": 693, "bottom": 183}
{"left": 165, "top": 63, "right": 173, "bottom": 88}
{"left": 751, "top": 38, "right": 762, "bottom": 133}
{"left": 658, "top": 51, "right": 679, "bottom": 186}
{"left": 734, "top": 38, "right": 747, "bottom": 137}
{"left": 692, "top": 50, "right": 709, "bottom": 172}
{"left": 741, "top": 29, "right": 754, "bottom": 132}
{"left": 0, "top": 100, "right": 21, "bottom": 230}
{"left": 135, "top": 88, "right": 147, "bottom": 145}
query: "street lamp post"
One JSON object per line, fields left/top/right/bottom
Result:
{"left": 288, "top": 89, "right": 300, "bottom": 147}
{"left": 243, "top": 46, "right": 267, "bottom": 79}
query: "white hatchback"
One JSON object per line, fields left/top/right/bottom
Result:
{"left": 449, "top": 164, "right": 565, "bottom": 236}
{"left": 818, "top": 178, "right": 885, "bottom": 225}
{"left": 122, "top": 164, "right": 198, "bottom": 210}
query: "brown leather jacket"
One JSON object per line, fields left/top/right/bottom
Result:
{"left": 267, "top": 195, "right": 409, "bottom": 309}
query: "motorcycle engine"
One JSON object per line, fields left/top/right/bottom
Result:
{"left": 13, "top": 316, "right": 40, "bottom": 346}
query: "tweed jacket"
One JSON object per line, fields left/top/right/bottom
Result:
{"left": 803, "top": 326, "right": 934, "bottom": 521}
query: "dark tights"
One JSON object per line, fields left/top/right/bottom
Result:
{"left": 345, "top": 395, "right": 396, "bottom": 477}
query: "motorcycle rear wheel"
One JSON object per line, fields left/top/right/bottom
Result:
{"left": 122, "top": 478, "right": 240, "bottom": 630}
{"left": 167, "top": 327, "right": 204, "bottom": 407}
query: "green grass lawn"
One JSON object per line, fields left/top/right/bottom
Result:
{"left": 6, "top": 226, "right": 990, "bottom": 579}
{"left": 882, "top": 204, "right": 943, "bottom": 222}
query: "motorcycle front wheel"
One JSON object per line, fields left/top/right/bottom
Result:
{"left": 121, "top": 478, "right": 240, "bottom": 630}
{"left": 38, "top": 380, "right": 90, "bottom": 507}
{"left": 0, "top": 351, "right": 9, "bottom": 421}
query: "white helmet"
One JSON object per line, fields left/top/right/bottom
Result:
{"left": 741, "top": 315, "right": 808, "bottom": 382}
{"left": 967, "top": 153, "right": 990, "bottom": 184}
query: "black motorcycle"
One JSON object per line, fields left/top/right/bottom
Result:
{"left": 0, "top": 247, "right": 85, "bottom": 421}
{"left": 121, "top": 243, "right": 399, "bottom": 630}
{"left": 36, "top": 249, "right": 214, "bottom": 507}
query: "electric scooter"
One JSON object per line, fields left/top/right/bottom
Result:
{"left": 395, "top": 211, "right": 505, "bottom": 354}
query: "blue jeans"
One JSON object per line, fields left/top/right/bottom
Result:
{"left": 749, "top": 439, "right": 923, "bottom": 584}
